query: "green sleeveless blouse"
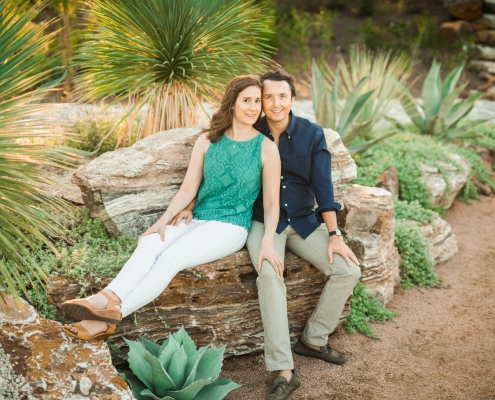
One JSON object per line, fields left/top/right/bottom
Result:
{"left": 193, "top": 133, "right": 264, "bottom": 231}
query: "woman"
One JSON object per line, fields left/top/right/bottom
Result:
{"left": 62, "top": 75, "right": 282, "bottom": 340}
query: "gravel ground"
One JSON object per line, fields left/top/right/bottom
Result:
{"left": 223, "top": 195, "right": 495, "bottom": 400}
{"left": 0, "top": 343, "right": 23, "bottom": 400}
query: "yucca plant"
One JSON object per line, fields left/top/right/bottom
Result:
{"left": 396, "top": 60, "right": 485, "bottom": 139}
{"left": 75, "top": 0, "right": 273, "bottom": 148}
{"left": 311, "top": 47, "right": 412, "bottom": 153}
{"left": 0, "top": 0, "right": 79, "bottom": 305}
{"left": 120, "top": 327, "right": 240, "bottom": 400}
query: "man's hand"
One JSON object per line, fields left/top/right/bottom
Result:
{"left": 169, "top": 209, "right": 193, "bottom": 226}
{"left": 257, "top": 240, "right": 284, "bottom": 277}
{"left": 140, "top": 219, "right": 167, "bottom": 242}
{"left": 328, "top": 235, "right": 360, "bottom": 266}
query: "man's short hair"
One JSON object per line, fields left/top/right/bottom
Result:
{"left": 260, "top": 70, "right": 297, "bottom": 98}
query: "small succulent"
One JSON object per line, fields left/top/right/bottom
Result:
{"left": 120, "top": 327, "right": 240, "bottom": 400}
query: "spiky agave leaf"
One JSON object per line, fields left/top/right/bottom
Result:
{"left": 75, "top": 0, "right": 273, "bottom": 147}
{"left": 0, "top": 0, "right": 81, "bottom": 306}
{"left": 320, "top": 46, "right": 413, "bottom": 139}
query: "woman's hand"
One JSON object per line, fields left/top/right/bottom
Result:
{"left": 257, "top": 239, "right": 284, "bottom": 277}
{"left": 169, "top": 209, "right": 193, "bottom": 226}
{"left": 140, "top": 219, "right": 168, "bottom": 242}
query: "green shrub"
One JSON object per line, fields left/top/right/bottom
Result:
{"left": 272, "top": 6, "right": 334, "bottom": 73}
{"left": 120, "top": 327, "right": 240, "bottom": 400}
{"left": 343, "top": 283, "right": 397, "bottom": 339}
{"left": 65, "top": 109, "right": 141, "bottom": 154}
{"left": 394, "top": 219, "right": 439, "bottom": 289}
{"left": 355, "top": 11, "right": 479, "bottom": 66}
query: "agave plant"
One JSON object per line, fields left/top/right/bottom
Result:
{"left": 311, "top": 47, "right": 412, "bottom": 153}
{"left": 75, "top": 0, "right": 273, "bottom": 148}
{"left": 0, "top": 0, "right": 79, "bottom": 305}
{"left": 120, "top": 327, "right": 240, "bottom": 400}
{"left": 397, "top": 60, "right": 485, "bottom": 139}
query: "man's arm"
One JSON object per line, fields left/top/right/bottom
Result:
{"left": 321, "top": 211, "right": 360, "bottom": 267}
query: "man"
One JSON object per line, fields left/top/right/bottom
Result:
{"left": 247, "top": 70, "right": 361, "bottom": 400}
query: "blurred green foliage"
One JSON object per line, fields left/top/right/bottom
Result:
{"left": 353, "top": 11, "right": 479, "bottom": 67}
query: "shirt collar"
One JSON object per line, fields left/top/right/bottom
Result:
{"left": 257, "top": 111, "right": 297, "bottom": 138}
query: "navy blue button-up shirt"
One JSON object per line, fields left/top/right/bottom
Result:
{"left": 252, "top": 112, "right": 341, "bottom": 239}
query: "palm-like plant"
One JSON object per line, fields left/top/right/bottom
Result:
{"left": 397, "top": 60, "right": 485, "bottom": 138}
{"left": 75, "top": 0, "right": 273, "bottom": 146}
{"left": 311, "top": 47, "right": 412, "bottom": 153}
{"left": 0, "top": 0, "right": 77, "bottom": 304}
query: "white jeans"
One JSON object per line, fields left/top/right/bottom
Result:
{"left": 106, "top": 219, "right": 247, "bottom": 317}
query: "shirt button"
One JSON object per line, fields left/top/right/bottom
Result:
{"left": 283, "top": 186, "right": 286, "bottom": 188}
{"left": 285, "top": 204, "right": 288, "bottom": 206}
{"left": 288, "top": 219, "right": 291, "bottom": 221}
{"left": 281, "top": 176, "right": 283, "bottom": 179}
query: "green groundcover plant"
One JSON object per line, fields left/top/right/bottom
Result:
{"left": 343, "top": 283, "right": 397, "bottom": 339}
{"left": 394, "top": 219, "right": 439, "bottom": 289}
{"left": 353, "top": 131, "right": 494, "bottom": 210}
{"left": 120, "top": 327, "right": 240, "bottom": 400}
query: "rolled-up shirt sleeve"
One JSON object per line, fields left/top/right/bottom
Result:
{"left": 311, "top": 130, "right": 341, "bottom": 216}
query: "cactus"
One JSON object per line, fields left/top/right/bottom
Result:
{"left": 120, "top": 327, "right": 241, "bottom": 400}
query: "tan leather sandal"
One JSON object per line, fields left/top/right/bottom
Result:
{"left": 61, "top": 291, "right": 122, "bottom": 324}
{"left": 63, "top": 322, "right": 116, "bottom": 341}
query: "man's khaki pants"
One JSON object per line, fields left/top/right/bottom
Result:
{"left": 247, "top": 221, "right": 362, "bottom": 371}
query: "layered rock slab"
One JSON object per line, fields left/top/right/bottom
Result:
{"left": 47, "top": 249, "right": 352, "bottom": 368}
{"left": 417, "top": 211, "right": 459, "bottom": 264}
{"left": 0, "top": 292, "right": 133, "bottom": 400}
{"left": 337, "top": 185, "right": 400, "bottom": 305}
{"left": 72, "top": 126, "right": 357, "bottom": 238}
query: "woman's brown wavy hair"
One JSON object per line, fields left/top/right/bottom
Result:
{"left": 203, "top": 75, "right": 262, "bottom": 143}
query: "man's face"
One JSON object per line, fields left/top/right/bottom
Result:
{"left": 262, "top": 79, "right": 295, "bottom": 124}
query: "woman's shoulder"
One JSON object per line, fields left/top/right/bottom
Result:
{"left": 261, "top": 136, "right": 279, "bottom": 156}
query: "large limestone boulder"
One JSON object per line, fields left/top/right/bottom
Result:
{"left": 47, "top": 250, "right": 352, "bottom": 368}
{"left": 337, "top": 185, "right": 401, "bottom": 305}
{"left": 72, "top": 126, "right": 357, "bottom": 238}
{"left": 0, "top": 292, "right": 133, "bottom": 400}
{"left": 421, "top": 154, "right": 471, "bottom": 209}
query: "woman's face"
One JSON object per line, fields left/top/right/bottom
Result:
{"left": 232, "top": 85, "right": 262, "bottom": 126}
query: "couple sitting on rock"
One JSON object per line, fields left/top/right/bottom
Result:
{"left": 62, "top": 71, "right": 361, "bottom": 400}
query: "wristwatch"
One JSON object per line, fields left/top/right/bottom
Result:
{"left": 328, "top": 229, "right": 342, "bottom": 238}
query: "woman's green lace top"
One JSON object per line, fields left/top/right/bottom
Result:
{"left": 193, "top": 133, "right": 264, "bottom": 231}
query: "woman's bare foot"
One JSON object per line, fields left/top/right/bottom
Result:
{"left": 64, "top": 320, "right": 110, "bottom": 336}
{"left": 85, "top": 289, "right": 122, "bottom": 312}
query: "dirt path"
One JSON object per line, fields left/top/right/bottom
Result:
{"left": 223, "top": 196, "right": 495, "bottom": 400}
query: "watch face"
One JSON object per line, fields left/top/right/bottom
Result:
{"left": 335, "top": 229, "right": 342, "bottom": 236}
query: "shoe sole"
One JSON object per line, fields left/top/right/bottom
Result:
{"left": 61, "top": 303, "right": 121, "bottom": 324}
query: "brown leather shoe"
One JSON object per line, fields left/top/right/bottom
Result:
{"left": 266, "top": 371, "right": 300, "bottom": 400}
{"left": 294, "top": 337, "right": 347, "bottom": 364}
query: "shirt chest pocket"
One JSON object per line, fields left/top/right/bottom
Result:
{"left": 281, "top": 155, "right": 311, "bottom": 181}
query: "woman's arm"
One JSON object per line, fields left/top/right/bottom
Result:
{"left": 257, "top": 139, "right": 284, "bottom": 276}
{"left": 141, "top": 134, "right": 210, "bottom": 241}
